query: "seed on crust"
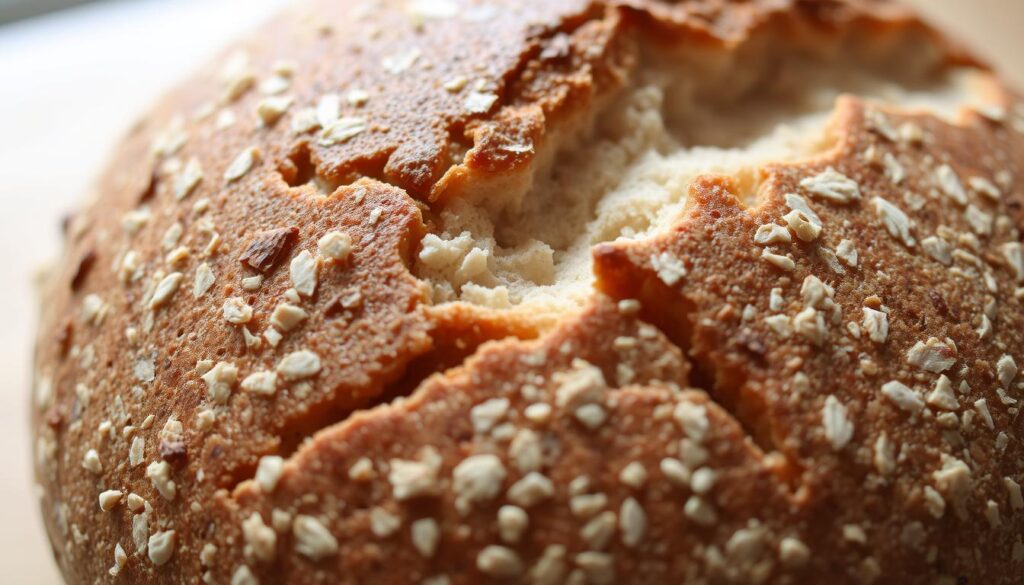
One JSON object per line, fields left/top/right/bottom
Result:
{"left": 293, "top": 516, "right": 338, "bottom": 560}
{"left": 276, "top": 350, "right": 322, "bottom": 381}
{"left": 223, "top": 297, "right": 254, "bottom": 324}
{"left": 881, "top": 381, "right": 924, "bottom": 413}
{"left": 411, "top": 518, "right": 440, "bottom": 557}
{"left": 147, "top": 530, "right": 176, "bottom": 566}
{"left": 255, "top": 455, "right": 285, "bottom": 492}
{"left": 98, "top": 490, "right": 123, "bottom": 511}
{"left": 173, "top": 158, "right": 204, "bottom": 200}
{"left": 224, "top": 147, "right": 261, "bottom": 182}
{"left": 150, "top": 273, "right": 184, "bottom": 309}
{"left": 318, "top": 231, "right": 353, "bottom": 261}
{"left": 453, "top": 454, "right": 507, "bottom": 513}
{"left": 800, "top": 168, "right": 861, "bottom": 204}
{"left": 242, "top": 371, "right": 278, "bottom": 396}
{"left": 476, "top": 545, "right": 523, "bottom": 579}
{"left": 822, "top": 395, "right": 854, "bottom": 451}
{"left": 290, "top": 250, "right": 319, "bottom": 297}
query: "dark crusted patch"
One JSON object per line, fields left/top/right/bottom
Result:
{"left": 239, "top": 227, "right": 299, "bottom": 272}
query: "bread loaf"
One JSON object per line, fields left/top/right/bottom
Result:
{"left": 31, "top": 0, "right": 1024, "bottom": 582}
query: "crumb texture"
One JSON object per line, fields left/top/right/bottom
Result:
{"left": 417, "top": 39, "right": 987, "bottom": 317}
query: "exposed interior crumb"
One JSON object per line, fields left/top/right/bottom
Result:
{"left": 415, "top": 36, "right": 997, "bottom": 323}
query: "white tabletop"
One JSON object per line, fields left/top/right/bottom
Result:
{"left": 0, "top": 0, "right": 1019, "bottom": 582}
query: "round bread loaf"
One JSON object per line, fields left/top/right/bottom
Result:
{"left": 31, "top": 0, "right": 1024, "bottom": 583}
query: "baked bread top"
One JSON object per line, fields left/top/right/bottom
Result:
{"left": 31, "top": 0, "right": 1024, "bottom": 583}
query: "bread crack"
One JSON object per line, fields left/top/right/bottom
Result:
{"left": 413, "top": 23, "right": 987, "bottom": 323}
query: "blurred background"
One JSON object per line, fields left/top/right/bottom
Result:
{"left": 0, "top": 0, "right": 1020, "bottom": 581}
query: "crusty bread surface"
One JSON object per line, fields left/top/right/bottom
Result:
{"left": 30, "top": 0, "right": 1024, "bottom": 583}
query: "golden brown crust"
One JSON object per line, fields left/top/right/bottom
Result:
{"left": 215, "top": 298, "right": 725, "bottom": 584}
{"left": 30, "top": 0, "right": 1024, "bottom": 583}
{"left": 595, "top": 95, "right": 1024, "bottom": 580}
